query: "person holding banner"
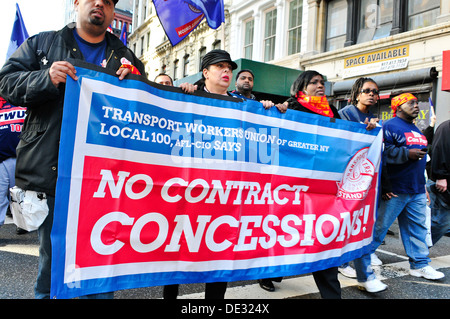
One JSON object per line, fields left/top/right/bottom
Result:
{"left": 230, "top": 69, "right": 280, "bottom": 111}
{"left": 153, "top": 72, "right": 197, "bottom": 93}
{"left": 355, "top": 93, "right": 445, "bottom": 289}
{"left": 428, "top": 119, "right": 450, "bottom": 244}
{"left": 285, "top": 70, "right": 341, "bottom": 299}
{"left": 193, "top": 49, "right": 238, "bottom": 97}
{"left": 154, "top": 73, "right": 174, "bottom": 86}
{"left": 338, "top": 77, "right": 379, "bottom": 130}
{"left": 164, "top": 49, "right": 238, "bottom": 299}
{"left": 0, "top": 0, "right": 145, "bottom": 299}
{"left": 337, "top": 78, "right": 389, "bottom": 292}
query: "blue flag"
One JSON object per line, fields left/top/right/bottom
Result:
{"left": 186, "top": 0, "right": 225, "bottom": 29}
{"left": 6, "top": 3, "right": 29, "bottom": 60}
{"left": 154, "top": 0, "right": 224, "bottom": 46}
{"left": 120, "top": 23, "right": 127, "bottom": 46}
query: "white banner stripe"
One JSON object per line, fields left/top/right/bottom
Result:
{"left": 71, "top": 239, "right": 371, "bottom": 282}
{"left": 79, "top": 143, "right": 344, "bottom": 181}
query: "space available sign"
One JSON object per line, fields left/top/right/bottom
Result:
{"left": 342, "top": 45, "right": 409, "bottom": 78}
{"left": 50, "top": 63, "right": 382, "bottom": 298}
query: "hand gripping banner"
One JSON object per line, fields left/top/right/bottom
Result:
{"left": 50, "top": 63, "right": 382, "bottom": 298}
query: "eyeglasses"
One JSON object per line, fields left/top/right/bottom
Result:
{"left": 360, "top": 88, "right": 379, "bottom": 95}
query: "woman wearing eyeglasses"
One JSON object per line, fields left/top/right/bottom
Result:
{"left": 338, "top": 77, "right": 380, "bottom": 130}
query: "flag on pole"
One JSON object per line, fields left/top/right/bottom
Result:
{"left": 6, "top": 3, "right": 29, "bottom": 60}
{"left": 153, "top": 0, "right": 224, "bottom": 46}
{"left": 186, "top": 0, "right": 225, "bottom": 29}
{"left": 428, "top": 97, "right": 436, "bottom": 125}
{"left": 120, "top": 23, "right": 127, "bottom": 46}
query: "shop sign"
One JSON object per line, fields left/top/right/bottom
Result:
{"left": 343, "top": 45, "right": 409, "bottom": 79}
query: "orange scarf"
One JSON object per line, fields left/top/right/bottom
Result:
{"left": 296, "top": 91, "right": 333, "bottom": 117}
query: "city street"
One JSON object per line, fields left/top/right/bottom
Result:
{"left": 1, "top": 215, "right": 449, "bottom": 300}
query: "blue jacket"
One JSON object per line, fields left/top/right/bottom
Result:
{"left": 383, "top": 116, "right": 428, "bottom": 194}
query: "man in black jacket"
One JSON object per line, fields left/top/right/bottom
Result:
{"left": 0, "top": 0, "right": 145, "bottom": 298}
{"left": 428, "top": 119, "right": 450, "bottom": 244}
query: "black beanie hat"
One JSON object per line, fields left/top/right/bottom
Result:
{"left": 201, "top": 49, "right": 238, "bottom": 71}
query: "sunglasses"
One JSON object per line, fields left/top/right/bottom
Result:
{"left": 360, "top": 88, "right": 379, "bottom": 95}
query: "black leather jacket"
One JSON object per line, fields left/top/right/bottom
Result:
{"left": 0, "top": 24, "right": 146, "bottom": 195}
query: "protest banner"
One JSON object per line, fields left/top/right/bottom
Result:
{"left": 50, "top": 62, "right": 382, "bottom": 298}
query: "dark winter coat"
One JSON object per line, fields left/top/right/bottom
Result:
{"left": 0, "top": 23, "right": 145, "bottom": 195}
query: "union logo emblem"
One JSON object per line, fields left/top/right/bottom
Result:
{"left": 337, "top": 147, "right": 374, "bottom": 200}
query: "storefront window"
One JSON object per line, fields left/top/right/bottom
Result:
{"left": 357, "top": 0, "right": 393, "bottom": 43}
{"left": 408, "top": 0, "right": 440, "bottom": 30}
{"left": 326, "top": 0, "right": 347, "bottom": 51}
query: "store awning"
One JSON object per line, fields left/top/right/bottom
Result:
{"left": 332, "top": 67, "right": 438, "bottom": 97}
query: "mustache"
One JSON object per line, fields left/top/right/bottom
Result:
{"left": 90, "top": 8, "right": 105, "bottom": 16}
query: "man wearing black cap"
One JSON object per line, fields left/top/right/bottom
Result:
{"left": 0, "top": 0, "right": 145, "bottom": 299}
{"left": 200, "top": 49, "right": 238, "bottom": 72}
{"left": 194, "top": 49, "right": 238, "bottom": 95}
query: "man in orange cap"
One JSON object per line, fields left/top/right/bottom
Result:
{"left": 355, "top": 93, "right": 444, "bottom": 292}
{"left": 390, "top": 93, "right": 419, "bottom": 118}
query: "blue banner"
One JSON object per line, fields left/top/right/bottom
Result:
{"left": 51, "top": 64, "right": 382, "bottom": 299}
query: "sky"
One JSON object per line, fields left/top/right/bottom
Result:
{"left": 0, "top": 0, "right": 66, "bottom": 64}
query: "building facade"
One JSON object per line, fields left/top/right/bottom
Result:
{"left": 129, "top": 0, "right": 450, "bottom": 125}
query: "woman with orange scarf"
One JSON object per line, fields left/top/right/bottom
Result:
{"left": 286, "top": 70, "right": 340, "bottom": 119}
{"left": 259, "top": 71, "right": 341, "bottom": 297}
{"left": 272, "top": 71, "right": 341, "bottom": 298}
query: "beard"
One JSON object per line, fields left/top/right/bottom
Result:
{"left": 88, "top": 9, "right": 106, "bottom": 26}
{"left": 89, "top": 16, "right": 104, "bottom": 26}
{"left": 236, "top": 83, "right": 252, "bottom": 94}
